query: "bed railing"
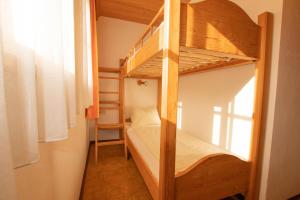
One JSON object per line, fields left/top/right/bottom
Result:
{"left": 127, "top": 5, "right": 164, "bottom": 59}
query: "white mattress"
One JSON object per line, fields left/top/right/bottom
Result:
{"left": 127, "top": 125, "right": 228, "bottom": 181}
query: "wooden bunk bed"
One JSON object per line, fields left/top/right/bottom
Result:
{"left": 124, "top": 0, "right": 261, "bottom": 78}
{"left": 121, "top": 0, "right": 272, "bottom": 199}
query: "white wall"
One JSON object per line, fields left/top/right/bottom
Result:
{"left": 125, "top": 78, "right": 158, "bottom": 118}
{"left": 96, "top": 17, "right": 157, "bottom": 140}
{"left": 14, "top": 114, "right": 89, "bottom": 200}
{"left": 266, "top": 0, "right": 300, "bottom": 199}
{"left": 179, "top": 65, "right": 255, "bottom": 160}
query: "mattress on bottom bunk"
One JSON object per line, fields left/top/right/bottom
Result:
{"left": 127, "top": 125, "right": 229, "bottom": 180}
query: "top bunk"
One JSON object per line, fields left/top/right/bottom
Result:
{"left": 122, "top": 0, "right": 261, "bottom": 78}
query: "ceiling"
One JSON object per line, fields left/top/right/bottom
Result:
{"left": 96, "top": 0, "right": 164, "bottom": 24}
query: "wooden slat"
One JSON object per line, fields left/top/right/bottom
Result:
{"left": 98, "top": 67, "right": 120, "bottom": 73}
{"left": 97, "top": 139, "right": 124, "bottom": 146}
{"left": 123, "top": 0, "right": 260, "bottom": 79}
{"left": 126, "top": 24, "right": 164, "bottom": 76}
{"left": 180, "top": 59, "right": 253, "bottom": 76}
{"left": 119, "top": 61, "right": 125, "bottom": 140}
{"left": 98, "top": 76, "right": 120, "bottom": 80}
{"left": 159, "top": 0, "right": 180, "bottom": 199}
{"left": 126, "top": 45, "right": 257, "bottom": 78}
{"left": 248, "top": 12, "right": 272, "bottom": 200}
{"left": 99, "top": 100, "right": 120, "bottom": 104}
{"left": 97, "top": 123, "right": 123, "bottom": 130}
{"left": 99, "top": 106, "right": 119, "bottom": 110}
{"left": 99, "top": 91, "right": 119, "bottom": 94}
{"left": 133, "top": 5, "right": 164, "bottom": 49}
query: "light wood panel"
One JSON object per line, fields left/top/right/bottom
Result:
{"left": 96, "top": 0, "right": 163, "bottom": 24}
{"left": 248, "top": 12, "right": 272, "bottom": 200}
{"left": 97, "top": 140, "right": 124, "bottom": 146}
{"left": 96, "top": 0, "right": 191, "bottom": 24}
{"left": 119, "top": 61, "right": 125, "bottom": 140}
{"left": 181, "top": 0, "right": 260, "bottom": 59}
{"left": 98, "top": 123, "right": 123, "bottom": 129}
{"left": 125, "top": 127, "right": 251, "bottom": 200}
{"left": 125, "top": 25, "right": 164, "bottom": 76}
{"left": 99, "top": 100, "right": 120, "bottom": 104}
{"left": 175, "top": 154, "right": 250, "bottom": 200}
{"left": 159, "top": 0, "right": 180, "bottom": 199}
{"left": 124, "top": 0, "right": 260, "bottom": 78}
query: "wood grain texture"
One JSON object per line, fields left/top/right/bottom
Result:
{"left": 97, "top": 140, "right": 124, "bottom": 146}
{"left": 248, "top": 12, "right": 273, "bottom": 200}
{"left": 96, "top": 0, "right": 192, "bottom": 24}
{"left": 96, "top": 0, "right": 163, "bottom": 24}
{"left": 125, "top": 25, "right": 164, "bottom": 76}
{"left": 126, "top": 129, "right": 251, "bottom": 200}
{"left": 97, "top": 123, "right": 123, "bottom": 129}
{"left": 124, "top": 0, "right": 260, "bottom": 78}
{"left": 119, "top": 61, "right": 125, "bottom": 140}
{"left": 180, "top": 0, "right": 260, "bottom": 58}
{"left": 175, "top": 154, "right": 250, "bottom": 200}
{"left": 159, "top": 0, "right": 180, "bottom": 199}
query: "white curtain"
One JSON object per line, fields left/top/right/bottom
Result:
{"left": 0, "top": 34, "right": 17, "bottom": 200}
{"left": 0, "top": 0, "right": 77, "bottom": 166}
{"left": 75, "top": 0, "right": 94, "bottom": 113}
{"left": 0, "top": 0, "right": 94, "bottom": 197}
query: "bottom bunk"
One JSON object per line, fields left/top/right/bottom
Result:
{"left": 125, "top": 115, "right": 250, "bottom": 200}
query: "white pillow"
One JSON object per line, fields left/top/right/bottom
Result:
{"left": 131, "top": 107, "right": 161, "bottom": 127}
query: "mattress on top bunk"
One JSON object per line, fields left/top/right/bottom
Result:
{"left": 127, "top": 124, "right": 229, "bottom": 180}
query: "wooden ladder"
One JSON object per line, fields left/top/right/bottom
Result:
{"left": 95, "top": 66, "right": 125, "bottom": 163}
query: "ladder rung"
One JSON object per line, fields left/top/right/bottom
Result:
{"left": 97, "top": 123, "right": 123, "bottom": 129}
{"left": 99, "top": 100, "right": 120, "bottom": 105}
{"left": 98, "top": 67, "right": 120, "bottom": 73}
{"left": 98, "top": 76, "right": 120, "bottom": 80}
{"left": 97, "top": 139, "right": 124, "bottom": 147}
{"left": 99, "top": 91, "right": 119, "bottom": 94}
{"left": 99, "top": 106, "right": 119, "bottom": 110}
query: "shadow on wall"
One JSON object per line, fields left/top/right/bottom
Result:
{"left": 178, "top": 64, "right": 255, "bottom": 160}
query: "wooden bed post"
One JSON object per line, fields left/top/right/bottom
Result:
{"left": 248, "top": 12, "right": 272, "bottom": 200}
{"left": 159, "top": 0, "right": 180, "bottom": 199}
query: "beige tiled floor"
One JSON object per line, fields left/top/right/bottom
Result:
{"left": 81, "top": 144, "right": 152, "bottom": 200}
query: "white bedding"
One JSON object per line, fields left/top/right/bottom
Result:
{"left": 127, "top": 125, "right": 228, "bottom": 181}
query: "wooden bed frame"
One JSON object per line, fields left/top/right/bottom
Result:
{"left": 121, "top": 0, "right": 272, "bottom": 199}
{"left": 123, "top": 0, "right": 262, "bottom": 79}
{"left": 125, "top": 128, "right": 251, "bottom": 200}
